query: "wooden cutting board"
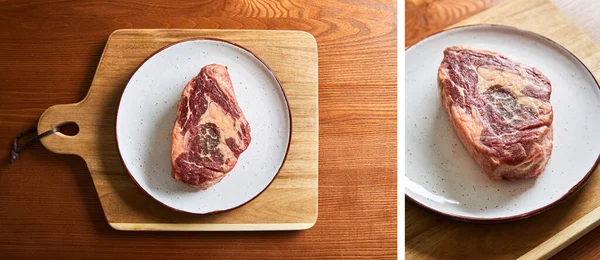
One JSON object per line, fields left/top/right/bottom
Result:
{"left": 37, "top": 29, "right": 318, "bottom": 231}
{"left": 406, "top": 0, "right": 600, "bottom": 259}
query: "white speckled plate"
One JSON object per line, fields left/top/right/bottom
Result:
{"left": 405, "top": 24, "right": 600, "bottom": 222}
{"left": 116, "top": 38, "right": 291, "bottom": 214}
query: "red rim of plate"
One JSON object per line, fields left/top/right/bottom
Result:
{"left": 404, "top": 24, "right": 600, "bottom": 223}
{"left": 115, "top": 37, "right": 293, "bottom": 215}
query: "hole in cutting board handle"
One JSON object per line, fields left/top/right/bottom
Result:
{"left": 58, "top": 122, "right": 79, "bottom": 136}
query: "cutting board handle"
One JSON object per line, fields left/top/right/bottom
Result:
{"left": 37, "top": 102, "right": 87, "bottom": 156}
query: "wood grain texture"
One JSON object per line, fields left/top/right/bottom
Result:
{"left": 405, "top": 0, "right": 600, "bottom": 259}
{"left": 37, "top": 29, "right": 319, "bottom": 231}
{"left": 405, "top": 0, "right": 502, "bottom": 47}
{"left": 550, "top": 0, "right": 600, "bottom": 45}
{"left": 0, "top": 0, "right": 397, "bottom": 259}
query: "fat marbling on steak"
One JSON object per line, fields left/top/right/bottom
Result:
{"left": 171, "top": 64, "right": 251, "bottom": 189}
{"left": 437, "top": 46, "right": 553, "bottom": 180}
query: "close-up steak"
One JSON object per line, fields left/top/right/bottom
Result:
{"left": 171, "top": 64, "right": 251, "bottom": 189}
{"left": 437, "top": 46, "right": 554, "bottom": 180}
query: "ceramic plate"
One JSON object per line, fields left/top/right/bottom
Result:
{"left": 116, "top": 39, "right": 291, "bottom": 214}
{"left": 405, "top": 25, "right": 600, "bottom": 222}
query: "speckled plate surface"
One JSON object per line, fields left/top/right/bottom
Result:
{"left": 405, "top": 25, "right": 600, "bottom": 222}
{"left": 116, "top": 38, "right": 291, "bottom": 214}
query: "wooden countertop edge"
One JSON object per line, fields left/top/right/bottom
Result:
{"left": 109, "top": 222, "right": 317, "bottom": 231}
{"left": 519, "top": 207, "right": 600, "bottom": 260}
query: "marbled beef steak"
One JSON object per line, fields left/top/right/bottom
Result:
{"left": 171, "top": 64, "right": 251, "bottom": 189}
{"left": 437, "top": 46, "right": 554, "bottom": 180}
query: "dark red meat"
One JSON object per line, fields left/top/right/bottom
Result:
{"left": 438, "top": 46, "right": 553, "bottom": 180}
{"left": 171, "top": 64, "right": 251, "bottom": 189}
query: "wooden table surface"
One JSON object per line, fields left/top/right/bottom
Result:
{"left": 0, "top": 1, "right": 397, "bottom": 259}
{"left": 406, "top": 0, "right": 600, "bottom": 259}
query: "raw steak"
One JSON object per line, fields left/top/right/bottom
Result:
{"left": 171, "top": 64, "right": 251, "bottom": 189}
{"left": 437, "top": 46, "right": 553, "bottom": 180}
